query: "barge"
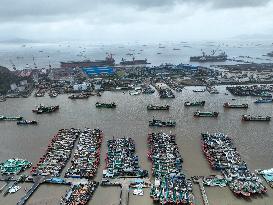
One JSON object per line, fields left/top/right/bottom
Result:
{"left": 242, "top": 115, "right": 271, "bottom": 121}
{"left": 194, "top": 111, "right": 219, "bottom": 117}
{"left": 184, "top": 101, "right": 205, "bottom": 107}
{"left": 190, "top": 52, "right": 227, "bottom": 62}
{"left": 0, "top": 116, "right": 23, "bottom": 121}
{"left": 149, "top": 119, "right": 176, "bottom": 127}
{"left": 147, "top": 104, "right": 169, "bottom": 110}
{"left": 223, "top": 103, "right": 248, "bottom": 109}
{"left": 17, "top": 120, "right": 38, "bottom": 125}
{"left": 95, "top": 102, "right": 116, "bottom": 108}
{"left": 32, "top": 105, "right": 59, "bottom": 114}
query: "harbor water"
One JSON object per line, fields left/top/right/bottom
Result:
{"left": 1, "top": 86, "right": 273, "bottom": 204}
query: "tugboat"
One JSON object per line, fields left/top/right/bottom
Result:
{"left": 149, "top": 118, "right": 176, "bottom": 127}
{"left": 194, "top": 111, "right": 219, "bottom": 117}
{"left": 32, "top": 105, "right": 59, "bottom": 114}
{"left": 254, "top": 98, "right": 273, "bottom": 103}
{"left": 68, "top": 93, "right": 89, "bottom": 99}
{"left": 242, "top": 115, "right": 271, "bottom": 121}
{"left": 147, "top": 104, "right": 170, "bottom": 110}
{"left": 0, "top": 116, "right": 23, "bottom": 121}
{"left": 184, "top": 101, "right": 205, "bottom": 107}
{"left": 17, "top": 120, "right": 38, "bottom": 125}
{"left": 95, "top": 102, "right": 116, "bottom": 108}
{"left": 223, "top": 103, "right": 248, "bottom": 109}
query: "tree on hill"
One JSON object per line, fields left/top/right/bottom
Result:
{"left": 0, "top": 66, "right": 19, "bottom": 94}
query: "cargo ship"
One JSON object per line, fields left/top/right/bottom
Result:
{"left": 95, "top": 102, "right": 116, "bottom": 108}
{"left": 184, "top": 101, "right": 205, "bottom": 107}
{"left": 120, "top": 57, "right": 150, "bottom": 66}
{"left": 149, "top": 119, "right": 176, "bottom": 127}
{"left": 223, "top": 103, "right": 248, "bottom": 109}
{"left": 61, "top": 54, "right": 115, "bottom": 69}
{"left": 194, "top": 111, "right": 219, "bottom": 117}
{"left": 242, "top": 115, "right": 271, "bottom": 121}
{"left": 190, "top": 51, "right": 227, "bottom": 62}
{"left": 147, "top": 104, "right": 169, "bottom": 110}
{"left": 267, "top": 51, "right": 273, "bottom": 57}
{"left": 254, "top": 98, "right": 273, "bottom": 103}
{"left": 0, "top": 116, "right": 23, "bottom": 121}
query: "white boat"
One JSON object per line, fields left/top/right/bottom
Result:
{"left": 129, "top": 90, "right": 141, "bottom": 96}
{"left": 193, "top": 89, "right": 205, "bottom": 92}
{"left": 8, "top": 186, "right": 21, "bottom": 193}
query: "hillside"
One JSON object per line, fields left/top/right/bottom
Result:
{"left": 0, "top": 66, "right": 19, "bottom": 94}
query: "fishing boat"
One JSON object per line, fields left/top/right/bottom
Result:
{"left": 129, "top": 90, "right": 141, "bottom": 96}
{"left": 223, "top": 103, "right": 248, "bottom": 109}
{"left": 49, "top": 91, "right": 58, "bottom": 98}
{"left": 254, "top": 98, "right": 273, "bottom": 103}
{"left": 149, "top": 119, "right": 176, "bottom": 127}
{"left": 32, "top": 105, "right": 59, "bottom": 114}
{"left": 194, "top": 111, "right": 219, "bottom": 117}
{"left": 184, "top": 101, "right": 205, "bottom": 107}
{"left": 68, "top": 93, "right": 89, "bottom": 99}
{"left": 242, "top": 115, "right": 271, "bottom": 121}
{"left": 17, "top": 120, "right": 38, "bottom": 125}
{"left": 0, "top": 96, "right": 6, "bottom": 102}
{"left": 147, "top": 104, "right": 169, "bottom": 110}
{"left": 159, "top": 89, "right": 175, "bottom": 98}
{"left": 207, "top": 86, "right": 219, "bottom": 94}
{"left": 193, "top": 89, "right": 205, "bottom": 92}
{"left": 95, "top": 102, "right": 116, "bottom": 108}
{"left": 0, "top": 116, "right": 23, "bottom": 121}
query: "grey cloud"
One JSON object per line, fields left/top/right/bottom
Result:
{"left": 0, "top": 0, "right": 271, "bottom": 22}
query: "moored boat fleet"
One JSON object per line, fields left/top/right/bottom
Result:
{"left": 148, "top": 132, "right": 194, "bottom": 205}
{"left": 65, "top": 129, "right": 103, "bottom": 178}
{"left": 31, "top": 128, "right": 79, "bottom": 177}
{"left": 201, "top": 133, "right": 267, "bottom": 197}
{"left": 103, "top": 137, "right": 148, "bottom": 178}
{"left": 60, "top": 181, "right": 99, "bottom": 205}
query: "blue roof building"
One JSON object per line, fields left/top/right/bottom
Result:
{"left": 175, "top": 64, "right": 199, "bottom": 72}
{"left": 83, "top": 67, "right": 115, "bottom": 76}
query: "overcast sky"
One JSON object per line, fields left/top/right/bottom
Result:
{"left": 1, "top": 0, "right": 273, "bottom": 43}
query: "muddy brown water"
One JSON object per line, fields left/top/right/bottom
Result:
{"left": 0, "top": 86, "right": 273, "bottom": 205}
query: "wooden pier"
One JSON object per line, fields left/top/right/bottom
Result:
{"left": 196, "top": 178, "right": 210, "bottom": 205}
{"left": 101, "top": 177, "right": 151, "bottom": 205}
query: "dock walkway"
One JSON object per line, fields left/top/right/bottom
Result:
{"left": 197, "top": 178, "right": 210, "bottom": 205}
{"left": 101, "top": 177, "right": 151, "bottom": 205}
